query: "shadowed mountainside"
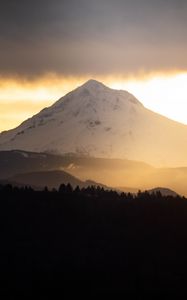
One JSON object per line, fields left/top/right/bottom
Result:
{"left": 0, "top": 150, "right": 187, "bottom": 196}
{"left": 5, "top": 170, "right": 109, "bottom": 190}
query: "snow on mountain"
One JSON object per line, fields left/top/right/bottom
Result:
{"left": 0, "top": 79, "right": 187, "bottom": 167}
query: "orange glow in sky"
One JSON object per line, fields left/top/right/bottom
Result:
{"left": 109, "top": 73, "right": 187, "bottom": 126}
{"left": 0, "top": 72, "right": 187, "bottom": 133}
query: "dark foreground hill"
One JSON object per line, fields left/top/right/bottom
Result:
{"left": 6, "top": 170, "right": 85, "bottom": 190}
{"left": 0, "top": 185, "right": 187, "bottom": 297}
{"left": 0, "top": 150, "right": 187, "bottom": 196}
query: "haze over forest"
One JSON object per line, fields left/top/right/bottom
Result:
{"left": 1, "top": 1, "right": 187, "bottom": 297}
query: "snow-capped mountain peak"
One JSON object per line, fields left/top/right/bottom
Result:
{"left": 52, "top": 79, "right": 142, "bottom": 110}
{"left": 81, "top": 79, "right": 106, "bottom": 89}
{"left": 0, "top": 80, "right": 187, "bottom": 167}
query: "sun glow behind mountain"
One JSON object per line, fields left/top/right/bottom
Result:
{"left": 0, "top": 72, "right": 187, "bottom": 133}
{"left": 109, "top": 73, "right": 187, "bottom": 125}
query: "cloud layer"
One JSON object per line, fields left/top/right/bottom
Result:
{"left": 0, "top": 0, "right": 187, "bottom": 77}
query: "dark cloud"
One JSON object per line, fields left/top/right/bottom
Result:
{"left": 0, "top": 0, "right": 187, "bottom": 77}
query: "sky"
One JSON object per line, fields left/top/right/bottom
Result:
{"left": 0, "top": 0, "right": 187, "bottom": 132}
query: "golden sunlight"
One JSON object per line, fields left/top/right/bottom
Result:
{"left": 108, "top": 73, "right": 187, "bottom": 125}
{"left": 0, "top": 75, "right": 84, "bottom": 132}
{"left": 0, "top": 73, "right": 186, "bottom": 133}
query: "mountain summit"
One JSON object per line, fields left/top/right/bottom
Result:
{"left": 0, "top": 80, "right": 187, "bottom": 166}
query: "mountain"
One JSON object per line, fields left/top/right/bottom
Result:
{"left": 147, "top": 187, "right": 179, "bottom": 197}
{"left": 0, "top": 150, "right": 187, "bottom": 196}
{"left": 7, "top": 170, "right": 83, "bottom": 190}
{"left": 2, "top": 170, "right": 111, "bottom": 191}
{"left": 6, "top": 170, "right": 90, "bottom": 190}
{"left": 0, "top": 79, "right": 187, "bottom": 166}
{"left": 0, "top": 150, "right": 69, "bottom": 179}
{"left": 0, "top": 150, "right": 112, "bottom": 189}
{"left": 0, "top": 150, "right": 151, "bottom": 180}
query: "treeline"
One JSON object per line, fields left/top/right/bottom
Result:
{"left": 0, "top": 182, "right": 186, "bottom": 200}
{"left": 0, "top": 184, "right": 187, "bottom": 297}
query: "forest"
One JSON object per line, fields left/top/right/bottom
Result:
{"left": 0, "top": 184, "right": 187, "bottom": 297}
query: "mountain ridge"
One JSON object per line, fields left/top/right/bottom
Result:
{"left": 0, "top": 80, "right": 187, "bottom": 167}
{"left": 4, "top": 169, "right": 110, "bottom": 190}
{"left": 0, "top": 150, "right": 187, "bottom": 196}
